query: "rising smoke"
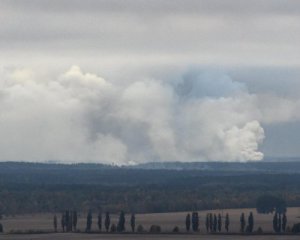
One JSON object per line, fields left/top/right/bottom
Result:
{"left": 2, "top": 65, "right": 295, "bottom": 164}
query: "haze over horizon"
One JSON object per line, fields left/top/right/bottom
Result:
{"left": 0, "top": 0, "right": 300, "bottom": 164}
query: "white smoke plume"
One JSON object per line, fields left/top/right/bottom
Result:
{"left": 2, "top": 65, "right": 296, "bottom": 164}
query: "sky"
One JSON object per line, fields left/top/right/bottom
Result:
{"left": 0, "top": 0, "right": 299, "bottom": 164}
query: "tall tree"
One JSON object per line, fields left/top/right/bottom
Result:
{"left": 205, "top": 213, "right": 209, "bottom": 232}
{"left": 209, "top": 213, "right": 213, "bottom": 232}
{"left": 117, "top": 211, "right": 126, "bottom": 232}
{"left": 130, "top": 213, "right": 136, "bottom": 232}
{"left": 282, "top": 213, "right": 287, "bottom": 232}
{"left": 53, "top": 215, "right": 57, "bottom": 232}
{"left": 69, "top": 211, "right": 73, "bottom": 232}
{"left": 273, "top": 213, "right": 278, "bottom": 233}
{"left": 240, "top": 213, "right": 245, "bottom": 233}
{"left": 185, "top": 213, "right": 191, "bottom": 232}
{"left": 73, "top": 211, "right": 77, "bottom": 231}
{"left": 61, "top": 213, "right": 66, "bottom": 232}
{"left": 65, "top": 210, "right": 70, "bottom": 232}
{"left": 278, "top": 214, "right": 282, "bottom": 233}
{"left": 105, "top": 212, "right": 110, "bottom": 232}
{"left": 217, "top": 213, "right": 222, "bottom": 232}
{"left": 225, "top": 213, "right": 230, "bottom": 232}
{"left": 248, "top": 212, "right": 254, "bottom": 233}
{"left": 86, "top": 210, "right": 92, "bottom": 232}
{"left": 213, "top": 214, "right": 217, "bottom": 232}
{"left": 97, "top": 212, "right": 102, "bottom": 231}
{"left": 192, "top": 212, "right": 199, "bottom": 231}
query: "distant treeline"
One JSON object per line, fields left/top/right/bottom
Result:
{"left": 0, "top": 162, "right": 300, "bottom": 215}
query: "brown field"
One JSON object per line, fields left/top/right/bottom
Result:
{"left": 1, "top": 233, "right": 300, "bottom": 240}
{"left": 1, "top": 208, "right": 300, "bottom": 239}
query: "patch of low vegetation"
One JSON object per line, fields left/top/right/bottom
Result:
{"left": 256, "top": 227, "right": 263, "bottom": 234}
{"left": 149, "top": 225, "right": 161, "bottom": 233}
{"left": 292, "top": 223, "right": 300, "bottom": 233}
{"left": 137, "top": 225, "right": 144, "bottom": 233}
{"left": 110, "top": 224, "right": 116, "bottom": 233}
{"left": 172, "top": 226, "right": 180, "bottom": 233}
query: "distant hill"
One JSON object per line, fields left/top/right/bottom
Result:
{"left": 263, "top": 156, "right": 300, "bottom": 162}
{"left": 0, "top": 161, "right": 299, "bottom": 188}
{"left": 133, "top": 160, "right": 300, "bottom": 173}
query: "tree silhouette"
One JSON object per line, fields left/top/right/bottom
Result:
{"left": 69, "top": 211, "right": 73, "bottom": 232}
{"left": 217, "top": 213, "right": 222, "bottom": 232}
{"left": 248, "top": 212, "right": 254, "bottom": 233}
{"left": 61, "top": 213, "right": 66, "bottom": 232}
{"left": 213, "top": 214, "right": 217, "bottom": 232}
{"left": 105, "top": 212, "right": 110, "bottom": 232}
{"left": 282, "top": 213, "right": 287, "bottom": 232}
{"left": 53, "top": 215, "right": 57, "bottom": 232}
{"left": 97, "top": 212, "right": 102, "bottom": 231}
{"left": 117, "top": 211, "right": 125, "bottom": 232}
{"left": 185, "top": 213, "right": 191, "bottom": 231}
{"left": 131, "top": 213, "right": 136, "bottom": 232}
{"left": 192, "top": 212, "right": 199, "bottom": 231}
{"left": 73, "top": 211, "right": 77, "bottom": 231}
{"left": 65, "top": 210, "right": 70, "bottom": 232}
{"left": 273, "top": 213, "right": 279, "bottom": 233}
{"left": 209, "top": 213, "right": 213, "bottom": 232}
{"left": 278, "top": 214, "right": 282, "bottom": 233}
{"left": 205, "top": 213, "right": 209, "bottom": 232}
{"left": 240, "top": 213, "right": 245, "bottom": 233}
{"left": 225, "top": 213, "right": 230, "bottom": 232}
{"left": 86, "top": 210, "right": 92, "bottom": 232}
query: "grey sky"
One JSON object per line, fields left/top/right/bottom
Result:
{"left": 0, "top": 0, "right": 299, "bottom": 162}
{"left": 1, "top": 0, "right": 299, "bottom": 68}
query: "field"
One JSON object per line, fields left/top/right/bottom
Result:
{"left": 1, "top": 208, "right": 300, "bottom": 239}
{"left": 2, "top": 233, "right": 300, "bottom": 240}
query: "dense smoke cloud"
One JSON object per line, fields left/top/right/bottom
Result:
{"left": 0, "top": 66, "right": 283, "bottom": 164}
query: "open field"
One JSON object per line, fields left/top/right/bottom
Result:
{"left": 1, "top": 208, "right": 300, "bottom": 239}
{"left": 1, "top": 233, "right": 300, "bottom": 240}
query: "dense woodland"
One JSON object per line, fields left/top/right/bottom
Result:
{"left": 0, "top": 162, "right": 300, "bottom": 216}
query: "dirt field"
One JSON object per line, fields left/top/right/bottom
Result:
{"left": 1, "top": 208, "right": 300, "bottom": 239}
{"left": 1, "top": 233, "right": 300, "bottom": 240}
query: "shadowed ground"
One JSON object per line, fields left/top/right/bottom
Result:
{"left": 1, "top": 233, "right": 300, "bottom": 240}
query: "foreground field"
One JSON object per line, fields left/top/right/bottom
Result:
{"left": 1, "top": 208, "right": 300, "bottom": 239}
{"left": 1, "top": 233, "right": 300, "bottom": 240}
{"left": 2, "top": 208, "right": 300, "bottom": 233}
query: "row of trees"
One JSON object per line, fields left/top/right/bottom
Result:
{"left": 273, "top": 213, "right": 287, "bottom": 233}
{"left": 239, "top": 212, "right": 254, "bottom": 233}
{"left": 54, "top": 211, "right": 291, "bottom": 234}
{"left": 185, "top": 211, "right": 288, "bottom": 234}
{"left": 185, "top": 212, "right": 229, "bottom": 232}
{"left": 55, "top": 211, "right": 136, "bottom": 233}
{"left": 206, "top": 213, "right": 230, "bottom": 232}
{"left": 87, "top": 211, "right": 135, "bottom": 233}
{"left": 54, "top": 210, "right": 78, "bottom": 232}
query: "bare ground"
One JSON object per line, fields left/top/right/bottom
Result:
{"left": 1, "top": 233, "right": 300, "bottom": 240}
